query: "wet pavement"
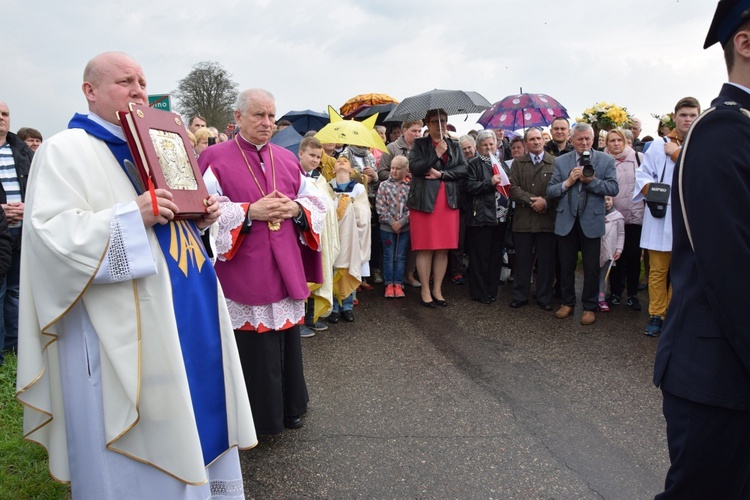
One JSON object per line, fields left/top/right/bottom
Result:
{"left": 240, "top": 277, "right": 667, "bottom": 499}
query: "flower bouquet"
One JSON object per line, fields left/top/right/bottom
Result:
{"left": 578, "top": 102, "right": 632, "bottom": 130}
{"left": 577, "top": 102, "right": 632, "bottom": 149}
{"left": 651, "top": 113, "right": 676, "bottom": 131}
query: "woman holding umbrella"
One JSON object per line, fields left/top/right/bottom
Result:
{"left": 408, "top": 109, "right": 468, "bottom": 307}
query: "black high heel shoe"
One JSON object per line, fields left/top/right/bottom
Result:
{"left": 432, "top": 295, "right": 448, "bottom": 307}
{"left": 420, "top": 298, "right": 436, "bottom": 308}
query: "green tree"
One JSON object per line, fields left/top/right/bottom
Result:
{"left": 173, "top": 61, "right": 238, "bottom": 130}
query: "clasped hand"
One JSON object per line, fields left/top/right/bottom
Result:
{"left": 2, "top": 202, "right": 24, "bottom": 224}
{"left": 249, "top": 191, "right": 300, "bottom": 225}
{"left": 529, "top": 196, "right": 547, "bottom": 213}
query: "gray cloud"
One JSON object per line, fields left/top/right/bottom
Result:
{"left": 5, "top": 0, "right": 724, "bottom": 140}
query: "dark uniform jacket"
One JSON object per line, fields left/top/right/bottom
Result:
{"left": 654, "top": 83, "right": 750, "bottom": 410}
{"left": 407, "top": 136, "right": 468, "bottom": 213}
{"left": 509, "top": 152, "right": 557, "bottom": 233}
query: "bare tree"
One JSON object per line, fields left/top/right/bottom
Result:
{"left": 173, "top": 61, "right": 238, "bottom": 130}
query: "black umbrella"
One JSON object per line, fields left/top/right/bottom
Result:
{"left": 270, "top": 126, "right": 304, "bottom": 155}
{"left": 384, "top": 89, "right": 492, "bottom": 124}
{"left": 347, "top": 103, "right": 400, "bottom": 124}
{"left": 279, "top": 109, "right": 329, "bottom": 135}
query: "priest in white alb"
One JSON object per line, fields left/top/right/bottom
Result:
{"left": 15, "top": 51, "right": 256, "bottom": 499}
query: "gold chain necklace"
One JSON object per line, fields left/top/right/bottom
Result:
{"left": 234, "top": 136, "right": 280, "bottom": 231}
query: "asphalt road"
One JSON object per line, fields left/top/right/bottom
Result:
{"left": 240, "top": 278, "right": 668, "bottom": 499}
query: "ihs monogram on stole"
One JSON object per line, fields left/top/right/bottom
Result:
{"left": 169, "top": 220, "right": 206, "bottom": 276}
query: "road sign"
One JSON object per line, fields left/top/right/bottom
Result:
{"left": 148, "top": 94, "right": 171, "bottom": 112}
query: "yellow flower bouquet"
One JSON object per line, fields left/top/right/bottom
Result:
{"left": 578, "top": 102, "right": 632, "bottom": 129}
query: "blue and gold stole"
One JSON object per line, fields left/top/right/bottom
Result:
{"left": 68, "top": 114, "right": 229, "bottom": 465}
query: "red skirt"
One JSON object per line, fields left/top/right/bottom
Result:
{"left": 410, "top": 182, "right": 459, "bottom": 250}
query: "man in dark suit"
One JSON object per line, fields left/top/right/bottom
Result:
{"left": 653, "top": 1, "right": 750, "bottom": 497}
{"left": 508, "top": 128, "right": 557, "bottom": 310}
{"left": 546, "top": 123, "right": 618, "bottom": 325}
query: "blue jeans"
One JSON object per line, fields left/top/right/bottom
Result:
{"left": 380, "top": 229, "right": 410, "bottom": 285}
{"left": 332, "top": 293, "right": 353, "bottom": 312}
{"left": 0, "top": 227, "right": 21, "bottom": 365}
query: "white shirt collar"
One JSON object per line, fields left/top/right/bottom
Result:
{"left": 88, "top": 112, "right": 125, "bottom": 141}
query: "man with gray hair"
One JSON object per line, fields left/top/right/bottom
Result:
{"left": 629, "top": 117, "right": 644, "bottom": 152}
{"left": 199, "top": 88, "right": 326, "bottom": 435}
{"left": 546, "top": 122, "right": 618, "bottom": 325}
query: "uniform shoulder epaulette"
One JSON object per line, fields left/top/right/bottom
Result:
{"left": 702, "top": 101, "right": 750, "bottom": 120}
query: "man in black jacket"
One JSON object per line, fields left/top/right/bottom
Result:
{"left": 0, "top": 100, "right": 32, "bottom": 363}
{"left": 653, "top": 1, "right": 750, "bottom": 497}
{"left": 544, "top": 117, "right": 574, "bottom": 157}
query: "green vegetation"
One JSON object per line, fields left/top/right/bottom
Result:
{"left": 0, "top": 353, "right": 69, "bottom": 499}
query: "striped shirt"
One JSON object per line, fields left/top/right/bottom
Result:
{"left": 0, "top": 143, "right": 21, "bottom": 204}
{"left": 0, "top": 142, "right": 22, "bottom": 227}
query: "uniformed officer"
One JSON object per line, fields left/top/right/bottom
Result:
{"left": 653, "top": 1, "right": 750, "bottom": 497}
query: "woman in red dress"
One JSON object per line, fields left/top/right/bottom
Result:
{"left": 407, "top": 109, "right": 468, "bottom": 307}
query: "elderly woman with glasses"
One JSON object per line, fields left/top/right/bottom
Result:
{"left": 464, "top": 130, "right": 511, "bottom": 304}
{"left": 407, "top": 108, "right": 468, "bottom": 307}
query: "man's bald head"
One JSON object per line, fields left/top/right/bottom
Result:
{"left": 82, "top": 52, "right": 147, "bottom": 125}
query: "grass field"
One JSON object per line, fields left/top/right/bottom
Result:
{"left": 0, "top": 353, "right": 69, "bottom": 499}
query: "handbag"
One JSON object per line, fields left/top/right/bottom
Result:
{"left": 503, "top": 207, "right": 515, "bottom": 249}
{"left": 645, "top": 138, "right": 671, "bottom": 219}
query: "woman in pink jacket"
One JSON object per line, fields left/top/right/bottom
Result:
{"left": 604, "top": 129, "right": 644, "bottom": 311}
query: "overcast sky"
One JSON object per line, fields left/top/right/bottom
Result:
{"left": 5, "top": 0, "right": 724, "bottom": 141}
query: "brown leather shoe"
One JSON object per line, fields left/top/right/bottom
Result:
{"left": 555, "top": 305, "right": 574, "bottom": 318}
{"left": 581, "top": 311, "right": 596, "bottom": 325}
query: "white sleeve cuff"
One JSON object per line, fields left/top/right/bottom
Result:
{"left": 94, "top": 201, "right": 157, "bottom": 284}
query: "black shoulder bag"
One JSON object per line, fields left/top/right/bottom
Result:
{"left": 645, "top": 138, "right": 671, "bottom": 218}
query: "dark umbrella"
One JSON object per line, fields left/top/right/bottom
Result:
{"left": 270, "top": 125, "right": 304, "bottom": 155}
{"left": 279, "top": 109, "right": 329, "bottom": 135}
{"left": 345, "top": 103, "right": 399, "bottom": 124}
{"left": 384, "top": 89, "right": 492, "bottom": 124}
{"left": 477, "top": 93, "right": 569, "bottom": 131}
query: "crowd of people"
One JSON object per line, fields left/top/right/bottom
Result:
{"left": 0, "top": 75, "right": 703, "bottom": 496}
{"left": 5, "top": 2, "right": 750, "bottom": 494}
{"left": 237, "top": 106, "right": 691, "bottom": 334}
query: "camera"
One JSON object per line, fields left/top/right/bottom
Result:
{"left": 580, "top": 150, "right": 594, "bottom": 177}
{"left": 208, "top": 136, "right": 216, "bottom": 146}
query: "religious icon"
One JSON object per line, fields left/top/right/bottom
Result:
{"left": 149, "top": 129, "right": 199, "bottom": 191}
